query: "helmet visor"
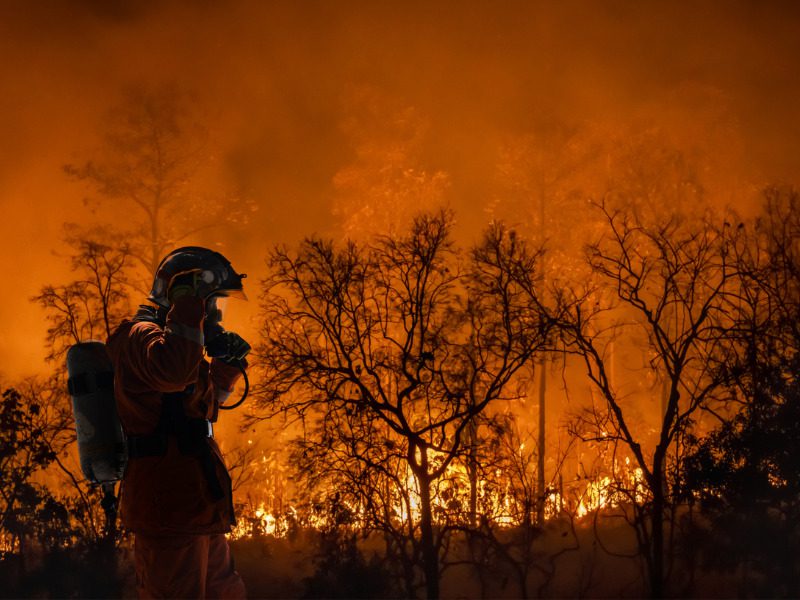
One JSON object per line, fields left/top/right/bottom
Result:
{"left": 209, "top": 294, "right": 229, "bottom": 310}
{"left": 221, "top": 288, "right": 248, "bottom": 302}
{"left": 206, "top": 295, "right": 229, "bottom": 326}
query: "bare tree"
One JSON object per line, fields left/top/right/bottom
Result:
{"left": 33, "top": 237, "right": 133, "bottom": 361}
{"left": 562, "top": 201, "right": 736, "bottom": 597}
{"left": 64, "top": 83, "right": 252, "bottom": 278}
{"left": 254, "top": 212, "right": 556, "bottom": 598}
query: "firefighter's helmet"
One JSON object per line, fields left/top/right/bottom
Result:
{"left": 148, "top": 246, "right": 247, "bottom": 308}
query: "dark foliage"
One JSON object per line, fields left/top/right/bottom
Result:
{"left": 683, "top": 355, "right": 800, "bottom": 597}
{"left": 302, "top": 529, "right": 396, "bottom": 599}
{"left": 682, "top": 187, "right": 800, "bottom": 597}
{"left": 0, "top": 388, "right": 73, "bottom": 555}
{"left": 0, "top": 387, "right": 131, "bottom": 597}
{"left": 0, "top": 539, "right": 131, "bottom": 599}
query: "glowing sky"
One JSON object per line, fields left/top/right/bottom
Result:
{"left": 1, "top": 0, "right": 799, "bottom": 378}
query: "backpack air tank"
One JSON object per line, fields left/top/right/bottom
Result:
{"left": 66, "top": 341, "right": 127, "bottom": 484}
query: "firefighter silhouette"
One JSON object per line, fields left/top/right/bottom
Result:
{"left": 106, "top": 247, "right": 250, "bottom": 598}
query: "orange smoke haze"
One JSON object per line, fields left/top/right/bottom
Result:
{"left": 1, "top": 0, "right": 799, "bottom": 379}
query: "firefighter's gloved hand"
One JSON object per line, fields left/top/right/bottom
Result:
{"left": 206, "top": 331, "right": 251, "bottom": 364}
{"left": 168, "top": 271, "right": 216, "bottom": 303}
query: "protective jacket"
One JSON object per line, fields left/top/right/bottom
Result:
{"left": 106, "top": 295, "right": 241, "bottom": 536}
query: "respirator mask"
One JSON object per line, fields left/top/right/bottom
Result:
{"left": 204, "top": 295, "right": 228, "bottom": 353}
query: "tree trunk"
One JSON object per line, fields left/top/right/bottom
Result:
{"left": 536, "top": 186, "right": 548, "bottom": 527}
{"left": 418, "top": 473, "right": 440, "bottom": 599}
{"left": 467, "top": 420, "right": 478, "bottom": 528}
{"left": 536, "top": 355, "right": 546, "bottom": 525}
{"left": 650, "top": 461, "right": 665, "bottom": 598}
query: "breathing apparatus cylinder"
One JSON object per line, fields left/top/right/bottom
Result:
{"left": 66, "top": 341, "right": 127, "bottom": 484}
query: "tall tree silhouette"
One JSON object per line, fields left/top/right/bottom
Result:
{"left": 255, "top": 212, "right": 558, "bottom": 599}
{"left": 64, "top": 83, "right": 251, "bottom": 279}
{"left": 562, "top": 201, "right": 737, "bottom": 598}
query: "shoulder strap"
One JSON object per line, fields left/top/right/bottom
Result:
{"left": 131, "top": 304, "right": 168, "bottom": 325}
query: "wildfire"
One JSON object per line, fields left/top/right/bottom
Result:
{"left": 227, "top": 435, "right": 651, "bottom": 540}
{"left": 228, "top": 447, "right": 612, "bottom": 539}
{"left": 574, "top": 459, "right": 646, "bottom": 518}
{"left": 229, "top": 503, "right": 291, "bottom": 539}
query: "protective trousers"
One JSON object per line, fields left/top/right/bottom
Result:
{"left": 134, "top": 532, "right": 246, "bottom": 599}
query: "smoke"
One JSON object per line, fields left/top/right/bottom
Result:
{"left": 0, "top": 0, "right": 799, "bottom": 377}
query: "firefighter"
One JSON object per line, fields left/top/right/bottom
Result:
{"left": 106, "top": 247, "right": 250, "bottom": 599}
